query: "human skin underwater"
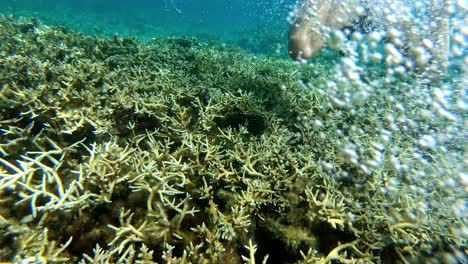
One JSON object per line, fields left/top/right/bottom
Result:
{"left": 287, "top": 0, "right": 361, "bottom": 60}
{"left": 0, "top": 0, "right": 466, "bottom": 263}
{"left": 287, "top": 0, "right": 450, "bottom": 75}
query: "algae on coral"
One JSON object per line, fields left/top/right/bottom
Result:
{"left": 0, "top": 15, "right": 466, "bottom": 263}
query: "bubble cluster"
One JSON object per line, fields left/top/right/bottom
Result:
{"left": 288, "top": 0, "right": 466, "bottom": 260}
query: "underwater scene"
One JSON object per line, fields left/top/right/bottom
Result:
{"left": 0, "top": 0, "right": 466, "bottom": 263}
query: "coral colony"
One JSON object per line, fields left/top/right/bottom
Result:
{"left": 0, "top": 0, "right": 467, "bottom": 263}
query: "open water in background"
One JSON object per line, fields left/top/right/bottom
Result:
{"left": 0, "top": 1, "right": 467, "bottom": 262}
{"left": 0, "top": 0, "right": 294, "bottom": 55}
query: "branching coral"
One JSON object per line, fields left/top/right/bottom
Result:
{"left": 0, "top": 15, "right": 466, "bottom": 263}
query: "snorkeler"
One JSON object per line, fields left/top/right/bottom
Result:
{"left": 287, "top": 0, "right": 362, "bottom": 60}
{"left": 288, "top": 0, "right": 449, "bottom": 78}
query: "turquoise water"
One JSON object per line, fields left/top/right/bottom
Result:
{"left": 0, "top": 0, "right": 466, "bottom": 263}
{"left": 0, "top": 0, "right": 293, "bottom": 55}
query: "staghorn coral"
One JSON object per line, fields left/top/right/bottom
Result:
{"left": 0, "top": 15, "right": 466, "bottom": 264}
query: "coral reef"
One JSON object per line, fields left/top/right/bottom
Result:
{"left": 0, "top": 15, "right": 466, "bottom": 263}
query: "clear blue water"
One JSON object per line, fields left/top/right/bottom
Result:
{"left": 0, "top": 1, "right": 466, "bottom": 262}
{"left": 0, "top": 0, "right": 294, "bottom": 55}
